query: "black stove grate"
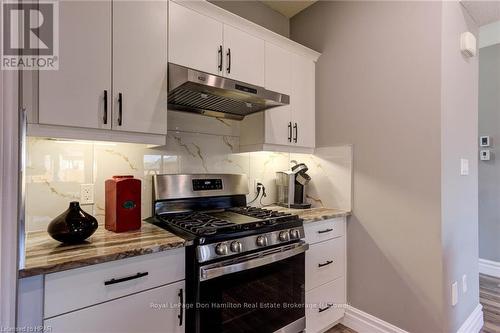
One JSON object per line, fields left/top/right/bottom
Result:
{"left": 157, "top": 207, "right": 294, "bottom": 236}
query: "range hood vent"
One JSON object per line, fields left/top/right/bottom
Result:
{"left": 168, "top": 63, "right": 290, "bottom": 120}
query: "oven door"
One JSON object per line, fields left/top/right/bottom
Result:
{"left": 197, "top": 241, "right": 308, "bottom": 333}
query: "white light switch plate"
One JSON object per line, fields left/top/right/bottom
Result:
{"left": 462, "top": 274, "right": 467, "bottom": 293}
{"left": 460, "top": 158, "right": 469, "bottom": 176}
{"left": 452, "top": 281, "right": 458, "bottom": 306}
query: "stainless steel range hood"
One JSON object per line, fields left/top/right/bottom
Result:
{"left": 168, "top": 63, "right": 290, "bottom": 120}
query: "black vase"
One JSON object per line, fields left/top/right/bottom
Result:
{"left": 47, "top": 201, "right": 98, "bottom": 244}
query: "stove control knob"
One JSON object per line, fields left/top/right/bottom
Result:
{"left": 279, "top": 231, "right": 290, "bottom": 242}
{"left": 230, "top": 241, "right": 243, "bottom": 253}
{"left": 256, "top": 236, "right": 268, "bottom": 247}
{"left": 215, "top": 243, "right": 229, "bottom": 255}
{"left": 289, "top": 229, "right": 300, "bottom": 240}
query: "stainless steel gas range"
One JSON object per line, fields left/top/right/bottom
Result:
{"left": 148, "top": 174, "right": 308, "bottom": 333}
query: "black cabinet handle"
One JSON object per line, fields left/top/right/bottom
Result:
{"left": 218, "top": 45, "right": 223, "bottom": 72}
{"left": 317, "top": 228, "right": 333, "bottom": 234}
{"left": 103, "top": 90, "right": 108, "bottom": 125}
{"left": 117, "top": 92, "right": 123, "bottom": 126}
{"left": 318, "top": 304, "right": 333, "bottom": 313}
{"left": 288, "top": 122, "right": 292, "bottom": 142}
{"left": 104, "top": 272, "right": 148, "bottom": 286}
{"left": 226, "top": 48, "right": 231, "bottom": 73}
{"left": 318, "top": 260, "right": 334, "bottom": 268}
{"left": 293, "top": 123, "right": 298, "bottom": 143}
{"left": 178, "top": 288, "right": 184, "bottom": 326}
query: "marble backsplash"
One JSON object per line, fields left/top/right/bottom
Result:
{"left": 25, "top": 133, "right": 352, "bottom": 232}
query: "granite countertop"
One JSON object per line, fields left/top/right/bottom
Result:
{"left": 267, "top": 206, "right": 350, "bottom": 223}
{"left": 20, "top": 223, "right": 185, "bottom": 278}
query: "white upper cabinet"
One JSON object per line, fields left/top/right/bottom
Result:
{"left": 291, "top": 54, "right": 315, "bottom": 148}
{"left": 168, "top": 1, "right": 223, "bottom": 75}
{"left": 240, "top": 42, "right": 316, "bottom": 152}
{"left": 36, "top": 0, "right": 168, "bottom": 141}
{"left": 264, "top": 42, "right": 292, "bottom": 146}
{"left": 223, "top": 25, "right": 265, "bottom": 87}
{"left": 113, "top": 0, "right": 167, "bottom": 134}
{"left": 39, "top": 0, "right": 112, "bottom": 130}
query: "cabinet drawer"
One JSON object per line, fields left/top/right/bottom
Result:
{"left": 304, "top": 218, "right": 345, "bottom": 245}
{"left": 45, "top": 248, "right": 185, "bottom": 318}
{"left": 306, "top": 277, "right": 345, "bottom": 333}
{"left": 45, "top": 281, "right": 185, "bottom": 333}
{"left": 306, "top": 237, "right": 345, "bottom": 291}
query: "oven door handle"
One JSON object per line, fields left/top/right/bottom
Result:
{"left": 199, "top": 242, "right": 309, "bottom": 281}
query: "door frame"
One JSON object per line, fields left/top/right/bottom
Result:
{"left": 0, "top": 66, "right": 20, "bottom": 327}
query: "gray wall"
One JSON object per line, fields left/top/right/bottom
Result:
{"left": 479, "top": 44, "right": 500, "bottom": 262}
{"left": 291, "top": 1, "right": 479, "bottom": 332}
{"left": 440, "top": 2, "right": 479, "bottom": 331}
{"left": 209, "top": 1, "right": 290, "bottom": 37}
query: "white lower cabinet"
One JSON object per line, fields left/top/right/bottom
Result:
{"left": 306, "top": 237, "right": 345, "bottom": 291}
{"left": 304, "top": 217, "right": 347, "bottom": 333}
{"left": 45, "top": 281, "right": 185, "bottom": 333}
{"left": 306, "top": 277, "right": 346, "bottom": 333}
{"left": 33, "top": 250, "right": 186, "bottom": 333}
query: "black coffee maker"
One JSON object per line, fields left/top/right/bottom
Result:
{"left": 276, "top": 162, "right": 312, "bottom": 209}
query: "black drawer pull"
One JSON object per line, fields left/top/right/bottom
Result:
{"left": 288, "top": 122, "right": 292, "bottom": 142}
{"left": 178, "top": 288, "right": 184, "bottom": 326}
{"left": 318, "top": 304, "right": 333, "bottom": 313}
{"left": 104, "top": 272, "right": 148, "bottom": 286}
{"left": 293, "top": 122, "right": 298, "bottom": 143}
{"left": 318, "top": 260, "right": 334, "bottom": 268}
{"left": 117, "top": 92, "right": 123, "bottom": 126}
{"left": 218, "top": 45, "right": 223, "bottom": 72}
{"left": 317, "top": 228, "right": 333, "bottom": 234}
{"left": 226, "top": 48, "right": 231, "bottom": 73}
{"left": 103, "top": 90, "right": 108, "bottom": 124}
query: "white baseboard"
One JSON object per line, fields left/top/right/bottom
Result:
{"left": 342, "top": 304, "right": 483, "bottom": 333}
{"left": 341, "top": 306, "right": 409, "bottom": 333}
{"left": 479, "top": 258, "right": 500, "bottom": 278}
{"left": 457, "top": 304, "right": 484, "bottom": 333}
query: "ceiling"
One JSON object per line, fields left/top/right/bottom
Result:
{"left": 462, "top": 1, "right": 500, "bottom": 26}
{"left": 260, "top": 1, "right": 317, "bottom": 18}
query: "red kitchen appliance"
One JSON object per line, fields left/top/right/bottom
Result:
{"left": 105, "top": 175, "right": 141, "bottom": 232}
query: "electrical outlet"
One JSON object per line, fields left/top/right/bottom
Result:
{"left": 462, "top": 275, "right": 468, "bottom": 293}
{"left": 254, "top": 179, "right": 262, "bottom": 192}
{"left": 452, "top": 281, "right": 458, "bottom": 306}
{"left": 80, "top": 184, "right": 94, "bottom": 204}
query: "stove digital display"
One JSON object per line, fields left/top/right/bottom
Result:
{"left": 192, "top": 179, "right": 223, "bottom": 191}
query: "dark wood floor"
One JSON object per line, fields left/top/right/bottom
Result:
{"left": 325, "top": 324, "right": 357, "bottom": 333}
{"left": 481, "top": 274, "right": 500, "bottom": 333}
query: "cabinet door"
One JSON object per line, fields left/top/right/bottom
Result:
{"left": 45, "top": 281, "right": 185, "bottom": 333}
{"left": 291, "top": 55, "right": 315, "bottom": 148}
{"left": 113, "top": 0, "right": 167, "bottom": 134}
{"left": 264, "top": 42, "right": 292, "bottom": 146}
{"left": 169, "top": 1, "right": 223, "bottom": 75}
{"left": 223, "top": 25, "right": 265, "bottom": 87}
{"left": 39, "top": 0, "right": 111, "bottom": 129}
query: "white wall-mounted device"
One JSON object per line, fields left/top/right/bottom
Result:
{"left": 460, "top": 32, "right": 477, "bottom": 57}
{"left": 480, "top": 150, "right": 491, "bottom": 161}
{"left": 480, "top": 136, "right": 490, "bottom": 147}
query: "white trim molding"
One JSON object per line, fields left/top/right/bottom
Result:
{"left": 0, "top": 69, "right": 20, "bottom": 327}
{"left": 457, "top": 304, "right": 484, "bottom": 333}
{"left": 479, "top": 258, "right": 500, "bottom": 278}
{"left": 341, "top": 306, "right": 409, "bottom": 333}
